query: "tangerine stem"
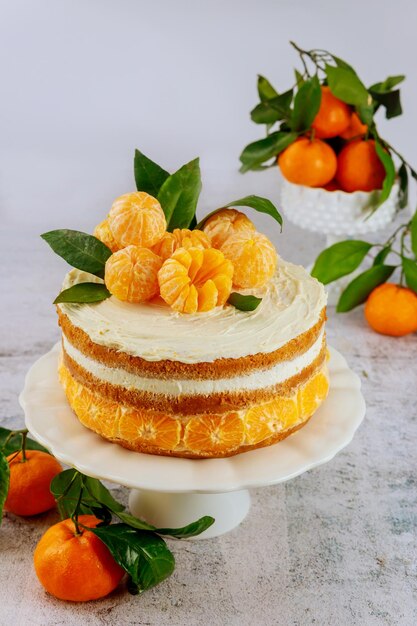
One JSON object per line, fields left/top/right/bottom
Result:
{"left": 71, "top": 475, "right": 85, "bottom": 536}
{"left": 20, "top": 431, "right": 28, "bottom": 462}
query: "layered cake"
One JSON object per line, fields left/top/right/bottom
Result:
{"left": 48, "top": 189, "right": 329, "bottom": 458}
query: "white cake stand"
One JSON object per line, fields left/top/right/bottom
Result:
{"left": 20, "top": 344, "right": 365, "bottom": 539}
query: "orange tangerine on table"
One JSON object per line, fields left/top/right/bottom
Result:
{"left": 278, "top": 137, "right": 337, "bottom": 187}
{"left": 152, "top": 228, "right": 211, "bottom": 260}
{"left": 311, "top": 86, "right": 351, "bottom": 139}
{"left": 158, "top": 247, "right": 233, "bottom": 314}
{"left": 34, "top": 515, "right": 124, "bottom": 602}
{"left": 5, "top": 450, "right": 62, "bottom": 517}
{"left": 364, "top": 283, "right": 417, "bottom": 337}
{"left": 93, "top": 219, "right": 120, "bottom": 253}
{"left": 336, "top": 139, "right": 385, "bottom": 192}
{"left": 202, "top": 208, "right": 255, "bottom": 249}
{"left": 105, "top": 245, "right": 162, "bottom": 303}
{"left": 220, "top": 231, "right": 277, "bottom": 289}
{"left": 340, "top": 112, "right": 368, "bottom": 140}
{"left": 184, "top": 413, "right": 245, "bottom": 455}
{"left": 107, "top": 191, "right": 166, "bottom": 248}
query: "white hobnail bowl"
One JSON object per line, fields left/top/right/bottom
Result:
{"left": 280, "top": 175, "right": 399, "bottom": 236}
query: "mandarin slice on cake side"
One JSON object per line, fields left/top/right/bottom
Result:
{"left": 105, "top": 245, "right": 162, "bottom": 303}
{"left": 298, "top": 368, "right": 330, "bottom": 417}
{"left": 244, "top": 395, "right": 299, "bottom": 445}
{"left": 107, "top": 191, "right": 166, "bottom": 248}
{"left": 220, "top": 231, "right": 277, "bottom": 289}
{"left": 118, "top": 409, "right": 181, "bottom": 451}
{"left": 202, "top": 208, "right": 256, "bottom": 249}
{"left": 183, "top": 413, "right": 245, "bottom": 455}
{"left": 158, "top": 246, "right": 233, "bottom": 313}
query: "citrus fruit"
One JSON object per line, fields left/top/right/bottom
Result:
{"left": 118, "top": 410, "right": 181, "bottom": 450}
{"left": 278, "top": 137, "right": 337, "bottom": 187}
{"left": 336, "top": 139, "right": 385, "bottom": 192}
{"left": 298, "top": 370, "right": 329, "bottom": 416}
{"left": 152, "top": 228, "right": 211, "bottom": 261}
{"left": 184, "top": 413, "right": 245, "bottom": 455}
{"left": 34, "top": 515, "right": 124, "bottom": 601}
{"left": 323, "top": 179, "right": 340, "bottom": 192}
{"left": 4, "top": 450, "right": 62, "bottom": 517}
{"left": 107, "top": 192, "right": 166, "bottom": 248}
{"left": 105, "top": 245, "right": 162, "bottom": 303}
{"left": 202, "top": 209, "right": 255, "bottom": 248}
{"left": 220, "top": 231, "right": 277, "bottom": 289}
{"left": 244, "top": 396, "right": 298, "bottom": 445}
{"left": 93, "top": 219, "right": 120, "bottom": 253}
{"left": 340, "top": 112, "right": 368, "bottom": 140}
{"left": 311, "top": 86, "right": 351, "bottom": 139}
{"left": 158, "top": 247, "right": 234, "bottom": 313}
{"left": 364, "top": 283, "right": 417, "bottom": 337}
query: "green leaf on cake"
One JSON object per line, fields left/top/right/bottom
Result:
{"left": 89, "top": 524, "right": 175, "bottom": 594}
{"left": 134, "top": 149, "right": 170, "bottom": 196}
{"left": 54, "top": 282, "right": 111, "bottom": 304}
{"left": 336, "top": 265, "right": 396, "bottom": 312}
{"left": 158, "top": 158, "right": 202, "bottom": 231}
{"left": 402, "top": 257, "right": 417, "bottom": 293}
{"left": 325, "top": 64, "right": 368, "bottom": 106}
{"left": 0, "top": 427, "right": 49, "bottom": 456}
{"left": 374, "top": 141, "right": 396, "bottom": 208}
{"left": 0, "top": 453, "right": 10, "bottom": 525}
{"left": 290, "top": 75, "right": 321, "bottom": 132}
{"left": 196, "top": 195, "right": 282, "bottom": 231}
{"left": 228, "top": 293, "right": 262, "bottom": 311}
{"left": 311, "top": 240, "right": 373, "bottom": 284}
{"left": 41, "top": 230, "right": 112, "bottom": 278}
{"left": 239, "top": 131, "right": 298, "bottom": 172}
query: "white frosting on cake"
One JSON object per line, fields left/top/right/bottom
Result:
{"left": 58, "top": 258, "right": 326, "bottom": 364}
{"left": 62, "top": 330, "right": 325, "bottom": 397}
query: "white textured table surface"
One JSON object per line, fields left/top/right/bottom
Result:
{"left": 0, "top": 220, "right": 416, "bottom": 626}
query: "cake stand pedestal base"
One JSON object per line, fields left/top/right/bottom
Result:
{"left": 129, "top": 489, "right": 251, "bottom": 539}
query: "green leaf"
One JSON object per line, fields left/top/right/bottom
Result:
{"left": 370, "top": 89, "right": 402, "bottom": 119}
{"left": 83, "top": 476, "right": 125, "bottom": 513}
{"left": 294, "top": 68, "right": 304, "bottom": 88}
{"left": 115, "top": 510, "right": 215, "bottom": 539}
{"left": 325, "top": 64, "right": 368, "bottom": 106}
{"left": 337, "top": 265, "right": 396, "bottom": 312}
{"left": 369, "top": 75, "right": 405, "bottom": 93}
{"left": 134, "top": 149, "right": 170, "bottom": 196}
{"left": 223, "top": 195, "right": 282, "bottom": 228}
{"left": 239, "top": 132, "right": 298, "bottom": 172}
{"left": 356, "top": 103, "right": 374, "bottom": 127}
{"left": 398, "top": 163, "right": 409, "bottom": 209}
{"left": 402, "top": 257, "right": 417, "bottom": 293}
{"left": 41, "top": 230, "right": 112, "bottom": 278}
{"left": 51, "top": 469, "right": 98, "bottom": 518}
{"left": 0, "top": 453, "right": 10, "bottom": 525}
{"left": 158, "top": 158, "right": 202, "bottom": 230}
{"left": 251, "top": 90, "right": 293, "bottom": 125}
{"left": 257, "top": 75, "right": 278, "bottom": 101}
{"left": 89, "top": 524, "right": 175, "bottom": 593}
{"left": 333, "top": 56, "right": 355, "bottom": 72}
{"left": 311, "top": 240, "right": 373, "bottom": 284}
{"left": 373, "top": 246, "right": 391, "bottom": 266}
{"left": 53, "top": 283, "right": 111, "bottom": 304}
{"left": 410, "top": 211, "right": 417, "bottom": 258}
{"left": 291, "top": 75, "right": 321, "bottom": 132}
{"left": 374, "top": 141, "right": 396, "bottom": 208}
{"left": 228, "top": 293, "right": 262, "bottom": 311}
{"left": 0, "top": 427, "right": 49, "bottom": 456}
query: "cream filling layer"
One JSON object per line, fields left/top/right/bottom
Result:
{"left": 58, "top": 258, "right": 327, "bottom": 364}
{"left": 63, "top": 330, "right": 325, "bottom": 397}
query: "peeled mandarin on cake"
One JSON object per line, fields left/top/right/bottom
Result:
{"left": 93, "top": 219, "right": 120, "bottom": 252}
{"left": 105, "top": 245, "right": 162, "bottom": 303}
{"left": 158, "top": 246, "right": 233, "bottom": 314}
{"left": 202, "top": 208, "right": 256, "bottom": 249}
{"left": 220, "top": 231, "right": 277, "bottom": 289}
{"left": 152, "top": 228, "right": 211, "bottom": 261}
{"left": 107, "top": 191, "right": 166, "bottom": 248}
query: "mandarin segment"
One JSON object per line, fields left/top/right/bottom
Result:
{"left": 152, "top": 228, "right": 211, "bottom": 260}
{"left": 107, "top": 191, "right": 166, "bottom": 248}
{"left": 158, "top": 246, "right": 233, "bottom": 313}
{"left": 184, "top": 413, "right": 245, "bottom": 454}
{"left": 118, "top": 410, "right": 181, "bottom": 450}
{"left": 203, "top": 209, "right": 255, "bottom": 248}
{"left": 93, "top": 219, "right": 120, "bottom": 253}
{"left": 298, "top": 369, "right": 329, "bottom": 417}
{"left": 220, "top": 231, "right": 277, "bottom": 289}
{"left": 105, "top": 245, "right": 162, "bottom": 303}
{"left": 244, "top": 395, "right": 298, "bottom": 445}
